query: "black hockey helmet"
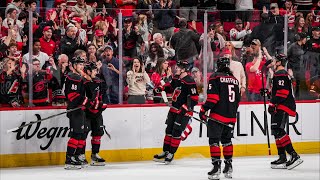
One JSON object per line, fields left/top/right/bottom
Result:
{"left": 217, "top": 57, "right": 230, "bottom": 70}
{"left": 84, "top": 62, "right": 97, "bottom": 71}
{"left": 275, "top": 54, "right": 287, "bottom": 66}
{"left": 71, "top": 56, "right": 85, "bottom": 65}
{"left": 177, "top": 60, "right": 191, "bottom": 71}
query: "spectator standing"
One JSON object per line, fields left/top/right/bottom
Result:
{"left": 123, "top": 17, "right": 142, "bottom": 57}
{"left": 145, "top": 42, "right": 165, "bottom": 73}
{"left": 39, "top": 26, "right": 56, "bottom": 57}
{"left": 152, "top": 33, "right": 175, "bottom": 59}
{"left": 170, "top": 18, "right": 200, "bottom": 69}
{"left": 116, "top": 0, "right": 138, "bottom": 18}
{"left": 295, "top": 0, "right": 313, "bottom": 17}
{"left": 70, "top": 0, "right": 96, "bottom": 25}
{"left": 23, "top": 39, "right": 50, "bottom": 68}
{"left": 306, "top": 26, "right": 320, "bottom": 53}
{"left": 126, "top": 57, "right": 150, "bottom": 104}
{"left": 180, "top": 0, "right": 198, "bottom": 27}
{"left": 245, "top": 39, "right": 266, "bottom": 101}
{"left": 235, "top": 0, "right": 253, "bottom": 22}
{"left": 5, "top": 0, "right": 23, "bottom": 16}
{"left": 60, "top": 25, "right": 86, "bottom": 61}
{"left": 153, "top": 0, "right": 176, "bottom": 41}
{"left": 229, "top": 19, "right": 251, "bottom": 41}
{"left": 279, "top": 0, "right": 297, "bottom": 29}
{"left": 99, "top": 45, "right": 120, "bottom": 104}
{"left": 71, "top": 17, "right": 87, "bottom": 45}
{"left": 199, "top": 25, "right": 215, "bottom": 72}
{"left": 217, "top": 0, "right": 236, "bottom": 22}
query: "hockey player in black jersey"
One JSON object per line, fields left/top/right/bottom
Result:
{"left": 199, "top": 57, "right": 240, "bottom": 180}
{"left": 269, "top": 54, "right": 303, "bottom": 170}
{"left": 153, "top": 60, "right": 199, "bottom": 164}
{"left": 82, "top": 62, "right": 108, "bottom": 166}
{"left": 64, "top": 57, "right": 100, "bottom": 170}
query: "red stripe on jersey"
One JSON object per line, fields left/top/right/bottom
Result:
{"left": 276, "top": 93, "right": 288, "bottom": 98}
{"left": 169, "top": 108, "right": 180, "bottom": 114}
{"left": 210, "top": 113, "right": 236, "bottom": 123}
{"left": 277, "top": 89, "right": 289, "bottom": 95}
{"left": 274, "top": 73, "right": 289, "bottom": 77}
{"left": 207, "top": 94, "right": 220, "bottom": 101}
{"left": 66, "top": 75, "right": 82, "bottom": 82}
{"left": 67, "top": 92, "right": 79, "bottom": 101}
{"left": 32, "top": 98, "right": 49, "bottom": 103}
{"left": 190, "top": 95, "right": 199, "bottom": 102}
{"left": 277, "top": 105, "right": 296, "bottom": 117}
{"left": 207, "top": 99, "right": 218, "bottom": 104}
{"left": 181, "top": 79, "right": 196, "bottom": 85}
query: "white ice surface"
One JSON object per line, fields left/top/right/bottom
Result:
{"left": 1, "top": 154, "right": 319, "bottom": 180}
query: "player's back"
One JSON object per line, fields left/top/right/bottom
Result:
{"left": 208, "top": 72, "right": 240, "bottom": 123}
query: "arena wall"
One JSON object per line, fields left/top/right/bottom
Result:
{"left": 0, "top": 102, "right": 319, "bottom": 168}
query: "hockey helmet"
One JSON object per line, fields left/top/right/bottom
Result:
{"left": 84, "top": 62, "right": 97, "bottom": 71}
{"left": 217, "top": 57, "right": 230, "bottom": 70}
{"left": 275, "top": 54, "right": 287, "bottom": 66}
{"left": 176, "top": 60, "right": 191, "bottom": 71}
{"left": 71, "top": 57, "right": 85, "bottom": 65}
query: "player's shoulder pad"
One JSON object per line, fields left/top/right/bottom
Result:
{"left": 66, "top": 72, "right": 82, "bottom": 82}
{"left": 274, "top": 69, "right": 289, "bottom": 77}
{"left": 181, "top": 75, "right": 196, "bottom": 85}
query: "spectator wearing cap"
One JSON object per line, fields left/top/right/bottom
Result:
{"left": 123, "top": 17, "right": 142, "bottom": 57}
{"left": 5, "top": 0, "right": 23, "bottom": 16}
{"left": 99, "top": 45, "right": 121, "bottom": 104}
{"left": 92, "top": 29, "right": 105, "bottom": 49}
{"left": 245, "top": 39, "right": 267, "bottom": 101}
{"left": 23, "top": 39, "right": 50, "bottom": 68}
{"left": 287, "top": 32, "right": 308, "bottom": 99}
{"left": 306, "top": 26, "right": 320, "bottom": 53}
{"left": 39, "top": 26, "right": 56, "bottom": 57}
{"left": 60, "top": 25, "right": 86, "bottom": 61}
{"left": 229, "top": 19, "right": 251, "bottom": 41}
{"left": 153, "top": 0, "right": 176, "bottom": 41}
{"left": 235, "top": 0, "right": 253, "bottom": 22}
{"left": 116, "top": 0, "right": 138, "bottom": 18}
{"left": 71, "top": 17, "right": 87, "bottom": 44}
{"left": 171, "top": 18, "right": 200, "bottom": 68}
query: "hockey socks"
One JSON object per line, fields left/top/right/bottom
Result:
{"left": 91, "top": 136, "right": 102, "bottom": 154}
{"left": 278, "top": 135, "right": 294, "bottom": 154}
{"left": 222, "top": 142, "right": 233, "bottom": 160}
{"left": 67, "top": 138, "right": 79, "bottom": 155}
{"left": 210, "top": 143, "right": 221, "bottom": 160}
{"left": 170, "top": 137, "right": 181, "bottom": 154}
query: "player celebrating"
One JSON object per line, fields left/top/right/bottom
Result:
{"left": 199, "top": 57, "right": 240, "bottom": 180}
{"left": 64, "top": 57, "right": 98, "bottom": 170}
{"left": 269, "top": 54, "right": 303, "bottom": 170}
{"left": 153, "top": 61, "right": 199, "bottom": 164}
{"left": 82, "top": 62, "right": 108, "bottom": 166}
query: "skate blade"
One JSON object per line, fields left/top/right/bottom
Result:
{"left": 287, "top": 159, "right": 304, "bottom": 170}
{"left": 90, "top": 162, "right": 106, "bottom": 166}
{"left": 164, "top": 161, "right": 172, "bottom": 165}
{"left": 224, "top": 172, "right": 232, "bottom": 178}
{"left": 81, "top": 163, "right": 89, "bottom": 168}
{"left": 153, "top": 158, "right": 165, "bottom": 163}
{"left": 208, "top": 174, "right": 220, "bottom": 180}
{"left": 271, "top": 164, "right": 287, "bottom": 169}
{"left": 64, "top": 164, "right": 81, "bottom": 170}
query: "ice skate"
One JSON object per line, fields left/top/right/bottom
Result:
{"left": 153, "top": 151, "right": 168, "bottom": 163}
{"left": 90, "top": 153, "right": 106, "bottom": 166}
{"left": 164, "top": 153, "right": 174, "bottom": 165}
{"left": 64, "top": 155, "right": 82, "bottom": 170}
{"left": 208, "top": 160, "right": 221, "bottom": 180}
{"left": 271, "top": 154, "right": 287, "bottom": 169}
{"left": 223, "top": 159, "right": 233, "bottom": 178}
{"left": 76, "top": 154, "right": 88, "bottom": 168}
{"left": 286, "top": 152, "right": 303, "bottom": 170}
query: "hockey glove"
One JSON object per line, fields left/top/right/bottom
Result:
{"left": 154, "top": 85, "right": 164, "bottom": 94}
{"left": 9, "top": 98, "right": 21, "bottom": 107}
{"left": 268, "top": 103, "right": 277, "bottom": 115}
{"left": 180, "top": 104, "right": 192, "bottom": 116}
{"left": 199, "top": 106, "right": 207, "bottom": 122}
{"left": 81, "top": 97, "right": 96, "bottom": 110}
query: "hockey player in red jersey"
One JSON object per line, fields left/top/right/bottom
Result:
{"left": 153, "top": 61, "right": 199, "bottom": 164}
{"left": 64, "top": 57, "right": 100, "bottom": 170}
{"left": 199, "top": 57, "right": 240, "bottom": 180}
{"left": 269, "top": 54, "right": 303, "bottom": 170}
{"left": 82, "top": 62, "right": 108, "bottom": 166}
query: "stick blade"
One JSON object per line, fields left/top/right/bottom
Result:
{"left": 7, "top": 127, "right": 18, "bottom": 133}
{"left": 161, "top": 91, "right": 168, "bottom": 103}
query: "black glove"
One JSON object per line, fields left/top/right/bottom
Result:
{"left": 199, "top": 106, "right": 207, "bottom": 122}
{"left": 180, "top": 104, "right": 191, "bottom": 116}
{"left": 154, "top": 85, "right": 164, "bottom": 94}
{"left": 268, "top": 103, "right": 277, "bottom": 115}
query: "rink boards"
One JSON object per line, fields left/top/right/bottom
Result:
{"left": 0, "top": 102, "right": 319, "bottom": 168}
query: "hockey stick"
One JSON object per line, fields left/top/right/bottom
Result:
{"left": 189, "top": 110, "right": 234, "bottom": 128}
{"left": 102, "top": 125, "right": 111, "bottom": 139}
{"left": 7, "top": 107, "right": 82, "bottom": 133}
{"left": 262, "top": 66, "right": 271, "bottom": 155}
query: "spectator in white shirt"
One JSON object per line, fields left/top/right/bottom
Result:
{"left": 23, "top": 38, "right": 49, "bottom": 68}
{"left": 229, "top": 19, "right": 252, "bottom": 41}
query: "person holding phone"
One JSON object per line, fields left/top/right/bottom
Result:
{"left": 126, "top": 57, "right": 150, "bottom": 104}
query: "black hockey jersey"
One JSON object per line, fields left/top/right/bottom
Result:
{"left": 64, "top": 72, "right": 87, "bottom": 109}
{"left": 203, "top": 72, "right": 240, "bottom": 123}
{"left": 168, "top": 75, "right": 199, "bottom": 113}
{"left": 271, "top": 69, "right": 296, "bottom": 117}
{"left": 84, "top": 76, "right": 107, "bottom": 116}
{"left": 0, "top": 71, "right": 23, "bottom": 106}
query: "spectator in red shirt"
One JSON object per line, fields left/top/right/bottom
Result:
{"left": 39, "top": 26, "right": 56, "bottom": 57}
{"left": 116, "top": 0, "right": 138, "bottom": 18}
{"left": 245, "top": 39, "right": 266, "bottom": 102}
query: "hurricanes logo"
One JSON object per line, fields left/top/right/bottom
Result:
{"left": 33, "top": 81, "right": 45, "bottom": 93}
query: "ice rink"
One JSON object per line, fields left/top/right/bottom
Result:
{"left": 1, "top": 154, "right": 319, "bottom": 180}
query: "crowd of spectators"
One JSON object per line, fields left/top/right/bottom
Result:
{"left": 0, "top": 0, "right": 320, "bottom": 108}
